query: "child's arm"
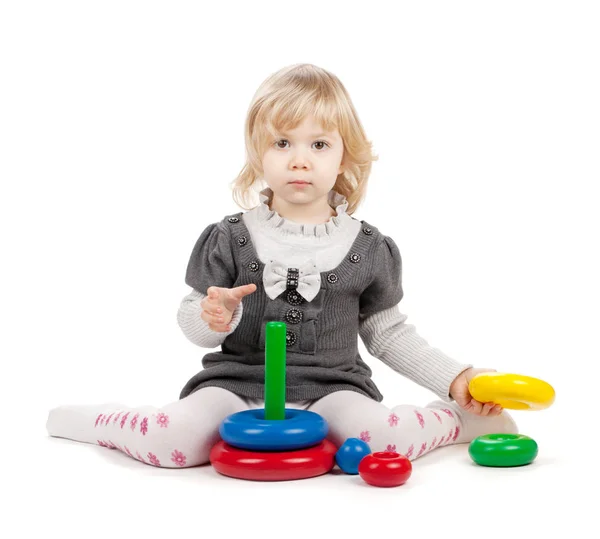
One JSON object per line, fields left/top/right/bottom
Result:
{"left": 358, "top": 234, "right": 473, "bottom": 401}
{"left": 179, "top": 219, "right": 249, "bottom": 347}
{"left": 358, "top": 305, "right": 472, "bottom": 402}
{"left": 177, "top": 289, "right": 244, "bottom": 348}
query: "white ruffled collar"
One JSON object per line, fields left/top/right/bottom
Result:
{"left": 253, "top": 187, "right": 352, "bottom": 237}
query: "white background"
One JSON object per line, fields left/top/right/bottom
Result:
{"left": 1, "top": 1, "right": 598, "bottom": 537}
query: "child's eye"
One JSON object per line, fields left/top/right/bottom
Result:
{"left": 274, "top": 139, "right": 329, "bottom": 150}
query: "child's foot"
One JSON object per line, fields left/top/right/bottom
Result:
{"left": 426, "top": 400, "right": 518, "bottom": 445}
{"left": 46, "top": 403, "right": 122, "bottom": 442}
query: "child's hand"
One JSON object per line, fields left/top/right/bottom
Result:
{"left": 200, "top": 284, "right": 257, "bottom": 332}
{"left": 449, "top": 367, "right": 504, "bottom": 416}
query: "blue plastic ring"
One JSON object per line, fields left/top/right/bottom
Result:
{"left": 219, "top": 408, "right": 328, "bottom": 451}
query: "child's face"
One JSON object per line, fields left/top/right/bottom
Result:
{"left": 261, "top": 114, "right": 345, "bottom": 208}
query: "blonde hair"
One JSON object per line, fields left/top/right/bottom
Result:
{"left": 230, "top": 63, "right": 378, "bottom": 215}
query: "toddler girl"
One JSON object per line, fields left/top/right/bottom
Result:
{"left": 47, "top": 63, "right": 517, "bottom": 469}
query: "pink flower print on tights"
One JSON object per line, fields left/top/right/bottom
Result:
{"left": 120, "top": 412, "right": 130, "bottom": 429}
{"left": 98, "top": 440, "right": 116, "bottom": 449}
{"left": 414, "top": 410, "right": 425, "bottom": 428}
{"left": 156, "top": 412, "right": 169, "bottom": 428}
{"left": 113, "top": 412, "right": 122, "bottom": 425}
{"left": 140, "top": 417, "right": 148, "bottom": 436}
{"left": 171, "top": 450, "right": 187, "bottom": 467}
{"left": 124, "top": 446, "right": 134, "bottom": 458}
{"left": 130, "top": 413, "right": 140, "bottom": 431}
{"left": 452, "top": 426, "right": 460, "bottom": 442}
{"left": 405, "top": 444, "right": 414, "bottom": 458}
{"left": 359, "top": 431, "right": 371, "bottom": 443}
{"left": 386, "top": 444, "right": 397, "bottom": 452}
{"left": 416, "top": 442, "right": 427, "bottom": 458}
{"left": 388, "top": 413, "right": 399, "bottom": 427}
{"left": 105, "top": 412, "right": 115, "bottom": 425}
{"left": 148, "top": 452, "right": 161, "bottom": 466}
{"left": 431, "top": 410, "right": 442, "bottom": 423}
{"left": 441, "top": 408, "right": 454, "bottom": 418}
{"left": 95, "top": 414, "right": 103, "bottom": 428}
{"left": 136, "top": 451, "right": 147, "bottom": 463}
{"left": 428, "top": 437, "right": 437, "bottom": 451}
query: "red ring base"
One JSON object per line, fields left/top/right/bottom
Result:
{"left": 209, "top": 439, "right": 337, "bottom": 481}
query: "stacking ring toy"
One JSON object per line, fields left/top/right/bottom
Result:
{"left": 211, "top": 322, "right": 335, "bottom": 482}
{"left": 210, "top": 439, "right": 337, "bottom": 481}
{"left": 469, "top": 434, "right": 538, "bottom": 467}
{"left": 358, "top": 451, "right": 412, "bottom": 487}
{"left": 219, "top": 408, "right": 328, "bottom": 451}
{"left": 468, "top": 372, "right": 555, "bottom": 410}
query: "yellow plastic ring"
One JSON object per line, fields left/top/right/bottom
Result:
{"left": 468, "top": 372, "right": 555, "bottom": 411}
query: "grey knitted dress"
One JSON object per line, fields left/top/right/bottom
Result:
{"left": 179, "top": 212, "right": 403, "bottom": 403}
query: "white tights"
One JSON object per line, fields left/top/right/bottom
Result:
{"left": 46, "top": 387, "right": 518, "bottom": 468}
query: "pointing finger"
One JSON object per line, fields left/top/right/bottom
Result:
{"left": 231, "top": 283, "right": 257, "bottom": 300}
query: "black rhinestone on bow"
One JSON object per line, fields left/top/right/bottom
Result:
{"left": 363, "top": 226, "right": 373, "bottom": 235}
{"left": 237, "top": 236, "right": 247, "bottom": 246}
{"left": 327, "top": 273, "right": 338, "bottom": 284}
{"left": 349, "top": 253, "right": 361, "bottom": 263}
{"left": 247, "top": 261, "right": 259, "bottom": 272}
{"left": 285, "top": 308, "right": 303, "bottom": 324}
{"left": 286, "top": 268, "right": 299, "bottom": 290}
{"left": 228, "top": 216, "right": 240, "bottom": 223}
{"left": 287, "top": 290, "right": 304, "bottom": 306}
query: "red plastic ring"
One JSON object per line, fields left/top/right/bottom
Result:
{"left": 210, "top": 439, "right": 337, "bottom": 481}
{"left": 358, "top": 451, "right": 413, "bottom": 487}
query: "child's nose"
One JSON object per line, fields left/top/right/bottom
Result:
{"left": 290, "top": 154, "right": 309, "bottom": 169}
{"left": 288, "top": 146, "right": 311, "bottom": 169}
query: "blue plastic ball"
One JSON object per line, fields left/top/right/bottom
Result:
{"left": 335, "top": 437, "right": 372, "bottom": 474}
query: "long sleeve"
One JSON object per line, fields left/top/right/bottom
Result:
{"left": 359, "top": 305, "right": 472, "bottom": 401}
{"left": 178, "top": 220, "right": 242, "bottom": 348}
{"left": 177, "top": 289, "right": 244, "bottom": 348}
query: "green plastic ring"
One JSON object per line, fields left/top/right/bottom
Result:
{"left": 468, "top": 434, "right": 538, "bottom": 467}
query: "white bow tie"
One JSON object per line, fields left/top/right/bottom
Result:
{"left": 263, "top": 259, "right": 321, "bottom": 302}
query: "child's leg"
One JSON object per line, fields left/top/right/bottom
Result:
{"left": 46, "top": 387, "right": 249, "bottom": 468}
{"left": 308, "top": 390, "right": 518, "bottom": 461}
